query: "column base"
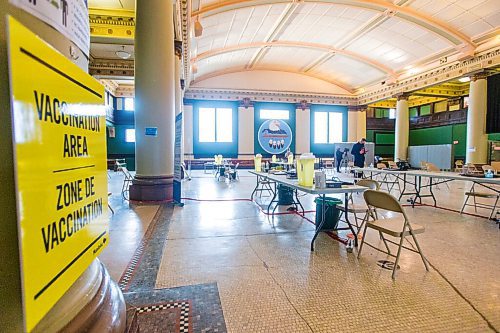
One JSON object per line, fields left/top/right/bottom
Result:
{"left": 33, "top": 259, "right": 126, "bottom": 333}
{"left": 129, "top": 175, "right": 173, "bottom": 202}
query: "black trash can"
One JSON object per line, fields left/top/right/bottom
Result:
{"left": 314, "top": 197, "right": 342, "bottom": 231}
{"left": 277, "top": 184, "right": 294, "bottom": 205}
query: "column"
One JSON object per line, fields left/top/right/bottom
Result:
{"left": 466, "top": 73, "right": 488, "bottom": 164}
{"left": 296, "top": 106, "right": 310, "bottom": 154}
{"left": 174, "top": 41, "right": 184, "bottom": 162}
{"left": 348, "top": 107, "right": 358, "bottom": 142}
{"left": 394, "top": 94, "right": 410, "bottom": 161}
{"left": 348, "top": 106, "right": 367, "bottom": 142}
{"left": 130, "top": 0, "right": 175, "bottom": 201}
{"left": 183, "top": 103, "right": 194, "bottom": 158}
{"left": 238, "top": 99, "right": 255, "bottom": 159}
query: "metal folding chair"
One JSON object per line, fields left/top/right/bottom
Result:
{"left": 338, "top": 179, "right": 380, "bottom": 233}
{"left": 460, "top": 182, "right": 499, "bottom": 220}
{"left": 121, "top": 167, "right": 134, "bottom": 200}
{"left": 358, "top": 190, "right": 429, "bottom": 279}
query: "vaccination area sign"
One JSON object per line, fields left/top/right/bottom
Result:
{"left": 257, "top": 119, "right": 293, "bottom": 154}
{"left": 7, "top": 17, "right": 107, "bottom": 331}
{"left": 9, "top": 0, "right": 90, "bottom": 56}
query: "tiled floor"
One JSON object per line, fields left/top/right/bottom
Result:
{"left": 101, "top": 169, "right": 500, "bottom": 333}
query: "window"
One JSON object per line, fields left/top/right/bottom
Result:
{"left": 260, "top": 109, "right": 289, "bottom": 120}
{"left": 389, "top": 108, "right": 396, "bottom": 119}
{"left": 125, "top": 129, "right": 135, "bottom": 143}
{"left": 198, "top": 107, "right": 233, "bottom": 143}
{"left": 124, "top": 98, "right": 134, "bottom": 111}
{"left": 314, "top": 112, "right": 343, "bottom": 144}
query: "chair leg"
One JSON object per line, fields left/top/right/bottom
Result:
{"left": 108, "top": 204, "right": 114, "bottom": 214}
{"left": 460, "top": 194, "right": 469, "bottom": 214}
{"left": 357, "top": 219, "right": 369, "bottom": 259}
{"left": 392, "top": 236, "right": 406, "bottom": 279}
{"left": 489, "top": 196, "right": 499, "bottom": 220}
{"left": 379, "top": 232, "right": 391, "bottom": 255}
{"left": 409, "top": 232, "right": 430, "bottom": 271}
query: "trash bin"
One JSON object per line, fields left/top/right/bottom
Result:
{"left": 277, "top": 184, "right": 294, "bottom": 205}
{"left": 314, "top": 197, "right": 342, "bottom": 231}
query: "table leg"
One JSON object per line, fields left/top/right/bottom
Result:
{"left": 398, "top": 173, "right": 407, "bottom": 201}
{"left": 295, "top": 190, "right": 305, "bottom": 215}
{"left": 429, "top": 177, "right": 437, "bottom": 207}
{"left": 311, "top": 194, "right": 327, "bottom": 251}
{"left": 344, "top": 192, "right": 358, "bottom": 247}
{"left": 251, "top": 175, "right": 260, "bottom": 201}
{"left": 267, "top": 182, "right": 278, "bottom": 214}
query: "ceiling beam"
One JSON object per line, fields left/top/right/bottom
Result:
{"left": 192, "top": 0, "right": 475, "bottom": 51}
{"left": 192, "top": 41, "right": 396, "bottom": 75}
{"left": 191, "top": 67, "right": 356, "bottom": 93}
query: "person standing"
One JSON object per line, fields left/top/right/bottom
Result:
{"left": 335, "top": 148, "right": 343, "bottom": 173}
{"left": 351, "top": 138, "right": 367, "bottom": 168}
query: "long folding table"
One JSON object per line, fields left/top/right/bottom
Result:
{"left": 249, "top": 171, "right": 367, "bottom": 250}
{"left": 355, "top": 167, "right": 500, "bottom": 208}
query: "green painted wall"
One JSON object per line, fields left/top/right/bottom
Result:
{"left": 488, "top": 133, "right": 500, "bottom": 141}
{"left": 106, "top": 125, "right": 136, "bottom": 170}
{"left": 368, "top": 124, "right": 468, "bottom": 158}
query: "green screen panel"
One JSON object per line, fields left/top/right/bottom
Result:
{"left": 452, "top": 124, "right": 467, "bottom": 158}
{"left": 375, "top": 132, "right": 395, "bottom": 144}
{"left": 409, "top": 126, "right": 452, "bottom": 146}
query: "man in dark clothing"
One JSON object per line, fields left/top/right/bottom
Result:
{"left": 351, "top": 138, "right": 367, "bottom": 168}
{"left": 335, "top": 148, "right": 343, "bottom": 173}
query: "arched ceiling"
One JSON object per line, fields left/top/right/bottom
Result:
{"left": 87, "top": 0, "right": 499, "bottom": 96}
{"left": 189, "top": 0, "right": 500, "bottom": 92}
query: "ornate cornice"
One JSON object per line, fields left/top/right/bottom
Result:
{"left": 89, "top": 9, "right": 135, "bottom": 39}
{"left": 89, "top": 58, "right": 134, "bottom": 77}
{"left": 184, "top": 88, "right": 358, "bottom": 105}
{"left": 99, "top": 79, "right": 118, "bottom": 95}
{"left": 358, "top": 46, "right": 500, "bottom": 105}
{"left": 115, "top": 85, "right": 135, "bottom": 97}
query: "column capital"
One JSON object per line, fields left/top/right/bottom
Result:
{"left": 239, "top": 97, "right": 254, "bottom": 109}
{"left": 296, "top": 100, "right": 310, "bottom": 111}
{"left": 394, "top": 92, "right": 411, "bottom": 101}
{"left": 174, "top": 40, "right": 183, "bottom": 58}
{"left": 471, "top": 72, "right": 488, "bottom": 81}
{"left": 348, "top": 105, "right": 368, "bottom": 112}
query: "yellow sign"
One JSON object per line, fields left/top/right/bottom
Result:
{"left": 7, "top": 17, "right": 108, "bottom": 331}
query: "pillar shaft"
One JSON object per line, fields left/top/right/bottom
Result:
{"left": 466, "top": 74, "right": 488, "bottom": 164}
{"left": 131, "top": 0, "right": 175, "bottom": 201}
{"left": 174, "top": 53, "right": 183, "bottom": 159}
{"left": 348, "top": 107, "right": 367, "bottom": 142}
{"left": 395, "top": 96, "right": 410, "bottom": 161}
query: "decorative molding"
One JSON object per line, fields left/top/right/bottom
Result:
{"left": 358, "top": 47, "right": 500, "bottom": 105}
{"left": 115, "top": 85, "right": 135, "bottom": 97}
{"left": 296, "top": 100, "right": 311, "bottom": 110}
{"left": 239, "top": 97, "right": 254, "bottom": 109}
{"left": 89, "top": 58, "right": 134, "bottom": 77}
{"left": 410, "top": 109, "right": 467, "bottom": 129}
{"left": 99, "top": 79, "right": 118, "bottom": 95}
{"left": 89, "top": 9, "right": 135, "bottom": 39}
{"left": 184, "top": 88, "right": 358, "bottom": 105}
{"left": 180, "top": 0, "right": 190, "bottom": 84}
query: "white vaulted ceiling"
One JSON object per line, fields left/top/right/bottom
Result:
{"left": 190, "top": 0, "right": 500, "bottom": 93}
{"left": 87, "top": 0, "right": 500, "bottom": 95}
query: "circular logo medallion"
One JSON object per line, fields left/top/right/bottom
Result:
{"left": 257, "top": 119, "right": 293, "bottom": 154}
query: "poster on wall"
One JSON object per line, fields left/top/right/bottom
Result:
{"left": 173, "top": 113, "right": 183, "bottom": 204}
{"left": 10, "top": 0, "right": 90, "bottom": 56}
{"left": 7, "top": 17, "right": 107, "bottom": 331}
{"left": 257, "top": 119, "right": 293, "bottom": 154}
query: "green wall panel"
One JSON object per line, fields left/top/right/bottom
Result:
{"left": 420, "top": 105, "right": 431, "bottom": 115}
{"left": 452, "top": 124, "right": 467, "bottom": 158}
{"left": 409, "top": 126, "right": 453, "bottom": 146}
{"left": 106, "top": 125, "right": 136, "bottom": 170}
{"left": 488, "top": 133, "right": 500, "bottom": 141}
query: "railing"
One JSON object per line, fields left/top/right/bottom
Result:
{"left": 367, "top": 109, "right": 467, "bottom": 130}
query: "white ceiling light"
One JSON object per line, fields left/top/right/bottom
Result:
{"left": 458, "top": 77, "right": 471, "bottom": 83}
{"left": 116, "top": 46, "right": 131, "bottom": 59}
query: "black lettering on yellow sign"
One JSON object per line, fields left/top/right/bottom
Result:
{"left": 41, "top": 198, "right": 103, "bottom": 253}
{"left": 34, "top": 90, "right": 101, "bottom": 132}
{"left": 56, "top": 177, "right": 95, "bottom": 210}
{"left": 63, "top": 134, "right": 88, "bottom": 157}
